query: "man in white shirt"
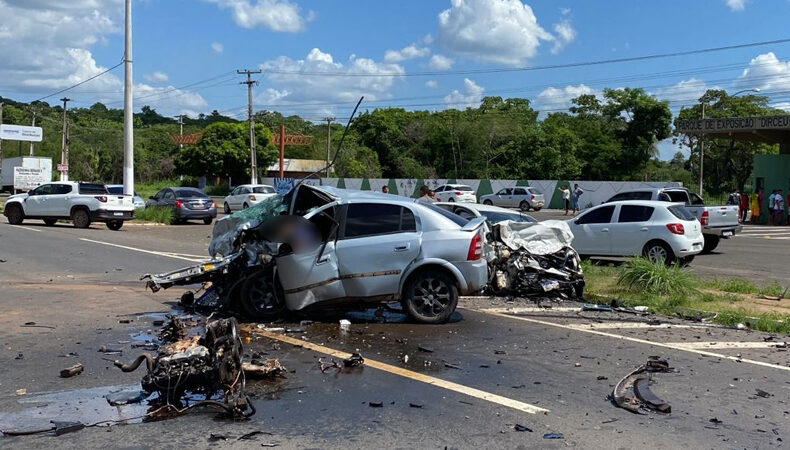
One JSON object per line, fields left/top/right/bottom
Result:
{"left": 558, "top": 185, "right": 571, "bottom": 215}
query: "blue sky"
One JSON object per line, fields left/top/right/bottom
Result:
{"left": 2, "top": 0, "right": 790, "bottom": 159}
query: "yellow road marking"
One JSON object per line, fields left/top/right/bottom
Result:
{"left": 254, "top": 329, "right": 549, "bottom": 415}
{"left": 466, "top": 308, "right": 790, "bottom": 372}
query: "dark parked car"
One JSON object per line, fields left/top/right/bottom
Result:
{"left": 146, "top": 187, "right": 217, "bottom": 224}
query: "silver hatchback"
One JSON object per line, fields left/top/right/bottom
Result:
{"left": 480, "top": 187, "right": 545, "bottom": 211}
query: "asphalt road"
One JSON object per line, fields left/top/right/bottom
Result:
{"left": 0, "top": 217, "right": 788, "bottom": 448}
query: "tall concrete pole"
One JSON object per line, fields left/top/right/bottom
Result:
{"left": 0, "top": 102, "right": 4, "bottom": 165}
{"left": 122, "top": 0, "right": 134, "bottom": 196}
{"left": 29, "top": 110, "right": 36, "bottom": 156}
{"left": 325, "top": 117, "right": 334, "bottom": 177}
{"left": 60, "top": 97, "right": 70, "bottom": 181}
{"left": 237, "top": 69, "right": 261, "bottom": 184}
{"left": 698, "top": 102, "right": 705, "bottom": 197}
{"left": 175, "top": 114, "right": 184, "bottom": 151}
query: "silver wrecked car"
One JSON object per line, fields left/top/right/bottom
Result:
{"left": 145, "top": 185, "right": 488, "bottom": 324}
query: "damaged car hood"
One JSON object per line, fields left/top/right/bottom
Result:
{"left": 208, "top": 194, "right": 287, "bottom": 258}
{"left": 496, "top": 220, "right": 574, "bottom": 255}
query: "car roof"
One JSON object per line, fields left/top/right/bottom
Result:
{"left": 435, "top": 202, "right": 521, "bottom": 214}
{"left": 593, "top": 200, "right": 683, "bottom": 207}
{"left": 235, "top": 184, "right": 274, "bottom": 188}
{"left": 439, "top": 183, "right": 472, "bottom": 188}
{"left": 170, "top": 186, "right": 201, "bottom": 191}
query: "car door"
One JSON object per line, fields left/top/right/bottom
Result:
{"left": 226, "top": 187, "right": 239, "bottom": 209}
{"left": 47, "top": 184, "right": 73, "bottom": 217}
{"left": 493, "top": 188, "right": 511, "bottom": 207}
{"left": 24, "top": 184, "right": 53, "bottom": 216}
{"left": 276, "top": 204, "right": 345, "bottom": 310}
{"left": 609, "top": 204, "right": 655, "bottom": 255}
{"left": 147, "top": 189, "right": 164, "bottom": 208}
{"left": 230, "top": 187, "right": 244, "bottom": 209}
{"left": 162, "top": 189, "right": 176, "bottom": 207}
{"left": 570, "top": 204, "right": 615, "bottom": 255}
{"left": 513, "top": 188, "right": 528, "bottom": 208}
{"left": 334, "top": 203, "right": 421, "bottom": 298}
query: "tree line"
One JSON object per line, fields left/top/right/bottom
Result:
{"left": 0, "top": 87, "right": 781, "bottom": 195}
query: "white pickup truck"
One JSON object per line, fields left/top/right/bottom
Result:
{"left": 3, "top": 182, "right": 134, "bottom": 230}
{"left": 605, "top": 187, "right": 741, "bottom": 253}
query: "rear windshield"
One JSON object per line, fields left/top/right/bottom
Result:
{"left": 176, "top": 189, "right": 208, "bottom": 198}
{"left": 107, "top": 186, "right": 123, "bottom": 195}
{"left": 527, "top": 188, "right": 541, "bottom": 195}
{"left": 78, "top": 183, "right": 108, "bottom": 195}
{"left": 253, "top": 186, "right": 275, "bottom": 194}
{"left": 422, "top": 203, "right": 469, "bottom": 226}
{"left": 453, "top": 186, "right": 474, "bottom": 192}
{"left": 481, "top": 211, "right": 536, "bottom": 224}
{"left": 668, "top": 205, "right": 695, "bottom": 221}
{"left": 665, "top": 191, "right": 689, "bottom": 203}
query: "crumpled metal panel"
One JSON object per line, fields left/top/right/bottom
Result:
{"left": 497, "top": 220, "right": 574, "bottom": 255}
{"left": 208, "top": 194, "right": 287, "bottom": 258}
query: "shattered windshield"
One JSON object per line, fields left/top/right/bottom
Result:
{"left": 208, "top": 194, "right": 288, "bottom": 258}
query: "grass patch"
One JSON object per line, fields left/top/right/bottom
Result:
{"left": 759, "top": 281, "right": 788, "bottom": 298}
{"left": 720, "top": 278, "right": 758, "bottom": 294}
{"left": 617, "top": 257, "right": 698, "bottom": 296}
{"left": 133, "top": 206, "right": 173, "bottom": 224}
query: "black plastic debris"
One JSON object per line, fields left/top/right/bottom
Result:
{"left": 368, "top": 401, "right": 383, "bottom": 408}
{"left": 755, "top": 389, "right": 772, "bottom": 398}
{"left": 409, "top": 403, "right": 424, "bottom": 408}
{"left": 238, "top": 430, "right": 273, "bottom": 440}
{"left": 105, "top": 390, "right": 149, "bottom": 406}
{"left": 612, "top": 357, "right": 673, "bottom": 414}
{"left": 543, "top": 433, "right": 564, "bottom": 439}
{"left": 418, "top": 345, "right": 434, "bottom": 353}
{"left": 343, "top": 353, "right": 365, "bottom": 368}
{"left": 514, "top": 424, "right": 533, "bottom": 432}
{"left": 709, "top": 417, "right": 723, "bottom": 425}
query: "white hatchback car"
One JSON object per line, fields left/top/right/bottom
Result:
{"left": 433, "top": 184, "right": 477, "bottom": 203}
{"left": 567, "top": 200, "right": 703, "bottom": 265}
{"left": 223, "top": 184, "right": 276, "bottom": 214}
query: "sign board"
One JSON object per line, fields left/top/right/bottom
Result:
{"left": 0, "top": 124, "right": 43, "bottom": 142}
{"left": 676, "top": 115, "right": 790, "bottom": 133}
{"left": 13, "top": 167, "right": 47, "bottom": 191}
{"left": 57, "top": 163, "right": 68, "bottom": 171}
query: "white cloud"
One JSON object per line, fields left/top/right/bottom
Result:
{"left": 211, "top": 42, "right": 224, "bottom": 53}
{"left": 444, "top": 78, "right": 484, "bottom": 108}
{"left": 533, "top": 84, "right": 600, "bottom": 113}
{"left": 560, "top": 7, "right": 571, "bottom": 15}
{"left": 651, "top": 78, "right": 710, "bottom": 104}
{"left": 133, "top": 83, "right": 208, "bottom": 115}
{"left": 257, "top": 48, "right": 404, "bottom": 112}
{"left": 551, "top": 19, "right": 576, "bottom": 54}
{"left": 423, "top": 34, "right": 434, "bottom": 45}
{"left": 143, "top": 71, "right": 169, "bottom": 83}
{"left": 725, "top": 0, "right": 746, "bottom": 11}
{"left": 203, "top": 0, "right": 311, "bottom": 32}
{"left": 428, "top": 54, "right": 454, "bottom": 70}
{"left": 736, "top": 52, "right": 790, "bottom": 93}
{"left": 425, "top": 80, "right": 438, "bottom": 89}
{"left": 384, "top": 44, "right": 430, "bottom": 62}
{"left": 437, "top": 0, "right": 554, "bottom": 66}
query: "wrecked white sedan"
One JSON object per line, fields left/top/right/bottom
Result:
{"left": 144, "top": 185, "right": 488, "bottom": 324}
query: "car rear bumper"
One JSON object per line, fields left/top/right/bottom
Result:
{"left": 703, "top": 224, "right": 742, "bottom": 238}
{"left": 176, "top": 207, "right": 217, "bottom": 219}
{"left": 531, "top": 200, "right": 545, "bottom": 208}
{"left": 453, "top": 258, "right": 488, "bottom": 294}
{"left": 456, "top": 197, "right": 478, "bottom": 203}
{"left": 670, "top": 236, "right": 704, "bottom": 256}
{"left": 91, "top": 210, "right": 134, "bottom": 221}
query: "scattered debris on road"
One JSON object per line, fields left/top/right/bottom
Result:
{"left": 59, "top": 363, "right": 84, "bottom": 378}
{"left": 242, "top": 358, "right": 287, "bottom": 379}
{"left": 612, "top": 357, "right": 673, "bottom": 414}
{"left": 514, "top": 424, "right": 533, "bottom": 432}
{"left": 543, "top": 432, "right": 564, "bottom": 439}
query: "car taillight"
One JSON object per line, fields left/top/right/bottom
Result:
{"left": 175, "top": 200, "right": 183, "bottom": 208}
{"left": 455, "top": 191, "right": 462, "bottom": 195}
{"left": 666, "top": 223, "right": 685, "bottom": 235}
{"left": 211, "top": 200, "right": 216, "bottom": 208}
{"left": 249, "top": 195, "right": 256, "bottom": 201}
{"left": 95, "top": 196, "right": 107, "bottom": 202}
{"left": 700, "top": 210, "right": 709, "bottom": 226}
{"left": 467, "top": 231, "right": 483, "bottom": 261}
{"left": 530, "top": 194, "right": 535, "bottom": 200}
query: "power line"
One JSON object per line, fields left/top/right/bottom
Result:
{"left": 31, "top": 60, "right": 123, "bottom": 103}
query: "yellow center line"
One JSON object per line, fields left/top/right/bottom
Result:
{"left": 253, "top": 329, "right": 549, "bottom": 415}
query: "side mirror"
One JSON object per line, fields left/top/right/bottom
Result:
{"left": 149, "top": 196, "right": 156, "bottom": 200}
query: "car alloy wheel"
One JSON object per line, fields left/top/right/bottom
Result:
{"left": 239, "top": 268, "right": 286, "bottom": 320}
{"left": 644, "top": 241, "right": 674, "bottom": 265}
{"left": 223, "top": 202, "right": 231, "bottom": 214}
{"left": 519, "top": 201, "right": 530, "bottom": 212}
{"left": 483, "top": 200, "right": 493, "bottom": 205}
{"left": 403, "top": 270, "right": 458, "bottom": 324}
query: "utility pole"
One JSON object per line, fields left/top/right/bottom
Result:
{"left": 122, "top": 0, "right": 134, "bottom": 196}
{"left": 699, "top": 103, "right": 705, "bottom": 197}
{"left": 324, "top": 117, "right": 334, "bottom": 177}
{"left": 29, "top": 110, "right": 37, "bottom": 156}
{"left": 175, "top": 114, "right": 184, "bottom": 151}
{"left": 238, "top": 69, "right": 261, "bottom": 184}
{"left": 60, "top": 97, "right": 71, "bottom": 181}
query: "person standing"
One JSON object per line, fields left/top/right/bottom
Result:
{"left": 558, "top": 185, "right": 571, "bottom": 215}
{"left": 757, "top": 188, "right": 764, "bottom": 224}
{"left": 777, "top": 189, "right": 786, "bottom": 226}
{"left": 572, "top": 184, "right": 584, "bottom": 215}
{"left": 381, "top": 185, "right": 390, "bottom": 194}
{"left": 768, "top": 190, "right": 778, "bottom": 225}
{"left": 750, "top": 191, "right": 759, "bottom": 224}
{"left": 417, "top": 185, "right": 435, "bottom": 204}
{"left": 739, "top": 191, "right": 749, "bottom": 223}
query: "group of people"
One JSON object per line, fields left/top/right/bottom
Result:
{"left": 731, "top": 188, "right": 788, "bottom": 225}
{"left": 767, "top": 189, "right": 787, "bottom": 225}
{"left": 558, "top": 184, "right": 584, "bottom": 215}
{"left": 727, "top": 190, "right": 750, "bottom": 223}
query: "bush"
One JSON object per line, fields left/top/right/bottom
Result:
{"left": 133, "top": 206, "right": 173, "bottom": 224}
{"left": 720, "top": 278, "right": 758, "bottom": 294}
{"left": 617, "top": 257, "right": 698, "bottom": 296}
{"left": 204, "top": 183, "right": 229, "bottom": 196}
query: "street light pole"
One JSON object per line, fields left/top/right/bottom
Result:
{"left": 698, "top": 88, "right": 760, "bottom": 197}
{"left": 122, "top": 0, "right": 134, "bottom": 196}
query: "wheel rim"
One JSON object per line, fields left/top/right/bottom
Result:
{"left": 647, "top": 245, "right": 668, "bottom": 263}
{"left": 411, "top": 277, "right": 451, "bottom": 318}
{"left": 224, "top": 203, "right": 230, "bottom": 214}
{"left": 247, "top": 273, "right": 281, "bottom": 313}
{"left": 484, "top": 200, "right": 492, "bottom": 205}
{"left": 520, "top": 202, "right": 528, "bottom": 211}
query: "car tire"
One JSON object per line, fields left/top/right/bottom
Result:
{"left": 678, "top": 256, "right": 694, "bottom": 267}
{"left": 519, "top": 201, "right": 530, "bottom": 212}
{"left": 448, "top": 198, "right": 455, "bottom": 202}
{"left": 483, "top": 200, "right": 493, "bottom": 205}
{"left": 6, "top": 205, "right": 24, "bottom": 225}
{"left": 533, "top": 207, "right": 542, "bottom": 212}
{"left": 106, "top": 220, "right": 123, "bottom": 231}
{"left": 72, "top": 209, "right": 91, "bottom": 229}
{"left": 239, "top": 268, "right": 286, "bottom": 321}
{"left": 242, "top": 203, "right": 249, "bottom": 209}
{"left": 223, "top": 202, "right": 231, "bottom": 214}
{"left": 203, "top": 217, "right": 213, "bottom": 225}
{"left": 643, "top": 240, "right": 675, "bottom": 265}
{"left": 402, "top": 269, "right": 459, "bottom": 324}
{"left": 43, "top": 218, "right": 57, "bottom": 226}
{"left": 701, "top": 235, "right": 719, "bottom": 254}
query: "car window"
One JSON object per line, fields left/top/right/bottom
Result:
{"left": 78, "top": 183, "right": 108, "bottom": 195}
{"left": 343, "top": 204, "right": 415, "bottom": 239}
{"left": 576, "top": 205, "right": 615, "bottom": 224}
{"left": 175, "top": 189, "right": 207, "bottom": 198}
{"left": 609, "top": 192, "right": 651, "bottom": 202}
{"left": 422, "top": 203, "right": 469, "bottom": 226}
{"left": 514, "top": 188, "right": 526, "bottom": 195}
{"left": 107, "top": 186, "right": 123, "bottom": 195}
{"left": 668, "top": 205, "right": 695, "bottom": 221}
{"left": 242, "top": 187, "right": 252, "bottom": 194}
{"left": 52, "top": 184, "right": 73, "bottom": 195}
{"left": 689, "top": 193, "right": 705, "bottom": 205}
{"left": 527, "top": 188, "right": 541, "bottom": 195}
{"left": 30, "top": 184, "right": 52, "bottom": 195}
{"left": 163, "top": 190, "right": 175, "bottom": 201}
{"left": 618, "top": 205, "right": 654, "bottom": 223}
{"left": 230, "top": 187, "right": 239, "bottom": 195}
{"left": 454, "top": 186, "right": 474, "bottom": 191}
{"left": 496, "top": 188, "right": 507, "bottom": 195}
{"left": 665, "top": 191, "right": 688, "bottom": 203}
{"left": 657, "top": 193, "right": 672, "bottom": 202}
{"left": 434, "top": 186, "right": 445, "bottom": 192}
{"left": 453, "top": 206, "right": 476, "bottom": 220}
{"left": 253, "top": 186, "right": 275, "bottom": 194}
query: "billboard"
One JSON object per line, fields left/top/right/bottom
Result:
{"left": 0, "top": 124, "right": 43, "bottom": 142}
{"left": 13, "top": 167, "right": 48, "bottom": 190}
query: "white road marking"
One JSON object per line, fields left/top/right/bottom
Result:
{"left": 483, "top": 306, "right": 581, "bottom": 314}
{"left": 9, "top": 225, "right": 42, "bottom": 232}
{"left": 563, "top": 321, "right": 703, "bottom": 330}
{"left": 255, "top": 329, "right": 549, "bottom": 415}
{"left": 666, "top": 341, "right": 788, "bottom": 350}
{"left": 466, "top": 308, "right": 790, "bottom": 372}
{"left": 78, "top": 238, "right": 206, "bottom": 262}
